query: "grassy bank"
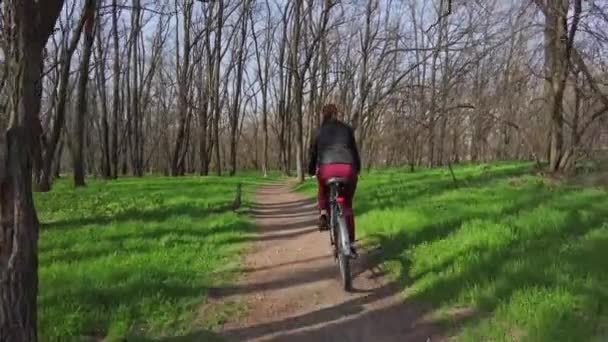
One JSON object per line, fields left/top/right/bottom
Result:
{"left": 297, "top": 162, "right": 608, "bottom": 341}
{"left": 36, "top": 175, "right": 272, "bottom": 341}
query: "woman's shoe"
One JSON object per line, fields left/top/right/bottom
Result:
{"left": 350, "top": 246, "right": 358, "bottom": 259}
{"left": 318, "top": 214, "right": 329, "bottom": 231}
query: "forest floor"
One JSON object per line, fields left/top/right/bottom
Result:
{"left": 211, "top": 161, "right": 608, "bottom": 341}
{"left": 35, "top": 174, "right": 269, "bottom": 341}
{"left": 36, "top": 163, "right": 608, "bottom": 341}
{"left": 293, "top": 162, "right": 608, "bottom": 341}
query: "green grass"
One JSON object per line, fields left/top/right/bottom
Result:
{"left": 297, "top": 162, "right": 608, "bottom": 341}
{"left": 35, "top": 174, "right": 276, "bottom": 341}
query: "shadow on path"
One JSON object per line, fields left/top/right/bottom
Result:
{"left": 214, "top": 182, "right": 444, "bottom": 342}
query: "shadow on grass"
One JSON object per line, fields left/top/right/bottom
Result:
{"left": 357, "top": 164, "right": 608, "bottom": 340}
{"left": 126, "top": 330, "right": 224, "bottom": 342}
{"left": 43, "top": 220, "right": 255, "bottom": 264}
{"left": 355, "top": 163, "right": 533, "bottom": 216}
{"left": 38, "top": 176, "right": 260, "bottom": 232}
{"left": 43, "top": 202, "right": 237, "bottom": 231}
{"left": 40, "top": 269, "right": 207, "bottom": 339}
{"left": 37, "top": 177, "right": 260, "bottom": 340}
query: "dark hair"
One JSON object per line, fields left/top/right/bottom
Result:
{"left": 322, "top": 104, "right": 339, "bottom": 123}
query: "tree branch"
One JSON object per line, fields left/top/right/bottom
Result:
{"left": 579, "top": 105, "right": 608, "bottom": 138}
{"left": 37, "top": 0, "right": 67, "bottom": 43}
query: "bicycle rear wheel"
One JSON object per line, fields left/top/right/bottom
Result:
{"left": 337, "top": 215, "right": 352, "bottom": 292}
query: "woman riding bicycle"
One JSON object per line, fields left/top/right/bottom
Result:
{"left": 308, "top": 104, "right": 361, "bottom": 255}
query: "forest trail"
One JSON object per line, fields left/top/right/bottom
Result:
{"left": 216, "top": 182, "right": 444, "bottom": 342}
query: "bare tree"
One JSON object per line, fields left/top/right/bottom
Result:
{"left": 111, "top": 0, "right": 120, "bottom": 178}
{"left": 289, "top": 0, "right": 335, "bottom": 182}
{"left": 250, "top": 0, "right": 273, "bottom": 177}
{"left": 94, "top": 2, "right": 112, "bottom": 179}
{"left": 213, "top": 0, "right": 224, "bottom": 176}
{"left": 72, "top": 0, "right": 97, "bottom": 187}
{"left": 229, "top": 0, "right": 252, "bottom": 176}
{"left": 3, "top": 0, "right": 607, "bottom": 193}
{"left": 36, "top": 1, "right": 89, "bottom": 191}
{"left": 171, "top": 0, "right": 194, "bottom": 176}
{"left": 0, "top": 0, "right": 65, "bottom": 339}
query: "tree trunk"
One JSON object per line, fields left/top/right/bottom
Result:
{"left": 437, "top": 3, "right": 450, "bottom": 166}
{"left": 95, "top": 17, "right": 111, "bottom": 179}
{"left": 199, "top": 7, "right": 214, "bottom": 176}
{"left": 54, "top": 137, "right": 65, "bottom": 178}
{"left": 213, "top": 0, "right": 224, "bottom": 176}
{"left": 72, "top": 0, "right": 96, "bottom": 187}
{"left": 307, "top": 50, "right": 319, "bottom": 159}
{"left": 277, "top": 2, "right": 290, "bottom": 175}
{"left": 198, "top": 63, "right": 210, "bottom": 176}
{"left": 257, "top": 2, "right": 271, "bottom": 178}
{"left": 542, "top": 0, "right": 581, "bottom": 173}
{"left": 172, "top": 0, "right": 193, "bottom": 177}
{"left": 229, "top": 0, "right": 250, "bottom": 176}
{"left": 353, "top": 0, "right": 373, "bottom": 143}
{"left": 427, "top": 4, "right": 444, "bottom": 167}
{"left": 1, "top": 0, "right": 65, "bottom": 339}
{"left": 290, "top": 0, "right": 304, "bottom": 182}
{"left": 0, "top": 127, "right": 39, "bottom": 342}
{"left": 124, "top": 37, "right": 133, "bottom": 176}
{"left": 545, "top": 4, "right": 564, "bottom": 172}
{"left": 111, "top": 0, "right": 120, "bottom": 178}
{"left": 129, "top": 0, "right": 143, "bottom": 177}
{"left": 36, "top": 7, "right": 88, "bottom": 192}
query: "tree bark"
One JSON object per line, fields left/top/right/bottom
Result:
{"left": 111, "top": 0, "right": 120, "bottom": 178}
{"left": 198, "top": 59, "right": 210, "bottom": 176}
{"left": 290, "top": 0, "right": 304, "bottom": 182}
{"left": 36, "top": 7, "right": 88, "bottom": 192}
{"left": 250, "top": 3, "right": 271, "bottom": 177}
{"left": 95, "top": 14, "right": 111, "bottom": 179}
{"left": 172, "top": 0, "right": 193, "bottom": 176}
{"left": 53, "top": 136, "right": 65, "bottom": 179}
{"left": 229, "top": 0, "right": 250, "bottom": 176}
{"left": 213, "top": 0, "right": 224, "bottom": 176}
{"left": 130, "top": 0, "right": 143, "bottom": 176}
{"left": 1, "top": 0, "right": 64, "bottom": 339}
{"left": 277, "top": 1, "right": 290, "bottom": 175}
{"left": 438, "top": 9, "right": 450, "bottom": 166}
{"left": 72, "top": 0, "right": 96, "bottom": 187}
{"left": 540, "top": 0, "right": 582, "bottom": 172}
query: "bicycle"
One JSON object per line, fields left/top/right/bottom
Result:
{"left": 325, "top": 177, "right": 355, "bottom": 292}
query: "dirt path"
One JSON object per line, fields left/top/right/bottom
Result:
{"left": 216, "top": 182, "right": 443, "bottom": 342}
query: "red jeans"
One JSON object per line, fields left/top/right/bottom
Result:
{"left": 317, "top": 163, "right": 357, "bottom": 243}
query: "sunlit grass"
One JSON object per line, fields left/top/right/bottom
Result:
{"left": 297, "top": 162, "right": 608, "bottom": 340}
{"left": 36, "top": 175, "right": 274, "bottom": 341}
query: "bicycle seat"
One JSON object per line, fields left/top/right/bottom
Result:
{"left": 325, "top": 177, "right": 350, "bottom": 186}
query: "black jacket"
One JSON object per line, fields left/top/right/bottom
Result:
{"left": 308, "top": 120, "right": 361, "bottom": 176}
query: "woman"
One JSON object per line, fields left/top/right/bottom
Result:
{"left": 308, "top": 104, "right": 361, "bottom": 255}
